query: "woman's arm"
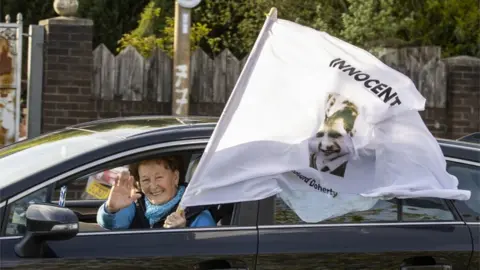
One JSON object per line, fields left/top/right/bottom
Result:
{"left": 96, "top": 202, "right": 136, "bottom": 230}
{"left": 189, "top": 209, "right": 217, "bottom": 227}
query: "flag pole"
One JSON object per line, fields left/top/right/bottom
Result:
{"left": 169, "top": 7, "right": 278, "bottom": 223}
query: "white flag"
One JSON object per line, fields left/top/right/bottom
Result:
{"left": 179, "top": 8, "right": 471, "bottom": 222}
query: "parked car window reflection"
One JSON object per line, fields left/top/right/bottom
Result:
{"left": 274, "top": 196, "right": 455, "bottom": 225}
{"left": 447, "top": 161, "right": 480, "bottom": 221}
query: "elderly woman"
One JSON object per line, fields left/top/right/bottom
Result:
{"left": 97, "top": 156, "right": 216, "bottom": 229}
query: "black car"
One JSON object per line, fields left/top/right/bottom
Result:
{"left": 458, "top": 132, "right": 480, "bottom": 144}
{"left": 0, "top": 116, "right": 479, "bottom": 270}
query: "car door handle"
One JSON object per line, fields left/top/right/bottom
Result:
{"left": 195, "top": 268, "right": 246, "bottom": 270}
{"left": 193, "top": 259, "right": 248, "bottom": 270}
{"left": 401, "top": 265, "right": 452, "bottom": 270}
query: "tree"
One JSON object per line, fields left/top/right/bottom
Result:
{"left": 118, "top": 0, "right": 323, "bottom": 59}
{"left": 404, "top": 0, "right": 480, "bottom": 57}
{"left": 118, "top": 0, "right": 270, "bottom": 58}
{"left": 7, "top": 0, "right": 480, "bottom": 59}
{"left": 260, "top": 0, "right": 328, "bottom": 26}
{"left": 340, "top": 0, "right": 415, "bottom": 50}
{"left": 77, "top": 0, "right": 151, "bottom": 53}
{"left": 117, "top": 1, "right": 212, "bottom": 57}
{"left": 191, "top": 0, "right": 266, "bottom": 58}
{"left": 311, "top": 0, "right": 349, "bottom": 38}
{"left": 315, "top": 0, "right": 480, "bottom": 57}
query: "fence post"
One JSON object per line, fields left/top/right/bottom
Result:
{"left": 26, "top": 25, "right": 44, "bottom": 139}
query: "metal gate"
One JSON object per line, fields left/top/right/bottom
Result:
{"left": 0, "top": 13, "right": 22, "bottom": 146}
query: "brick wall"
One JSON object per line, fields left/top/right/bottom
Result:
{"left": 39, "top": 17, "right": 97, "bottom": 133}
{"left": 420, "top": 57, "right": 480, "bottom": 139}
{"left": 445, "top": 57, "right": 480, "bottom": 139}
{"left": 419, "top": 107, "right": 448, "bottom": 138}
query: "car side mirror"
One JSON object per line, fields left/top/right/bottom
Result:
{"left": 14, "top": 203, "right": 79, "bottom": 258}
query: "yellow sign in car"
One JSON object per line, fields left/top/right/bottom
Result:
{"left": 86, "top": 179, "right": 111, "bottom": 199}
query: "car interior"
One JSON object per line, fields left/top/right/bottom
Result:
{"left": 49, "top": 151, "right": 236, "bottom": 232}
{"left": 185, "top": 154, "right": 235, "bottom": 226}
{"left": 448, "top": 164, "right": 480, "bottom": 220}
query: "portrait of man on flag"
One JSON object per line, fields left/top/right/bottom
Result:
{"left": 309, "top": 92, "right": 360, "bottom": 178}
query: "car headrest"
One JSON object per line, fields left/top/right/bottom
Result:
{"left": 184, "top": 154, "right": 234, "bottom": 225}
{"left": 185, "top": 154, "right": 202, "bottom": 183}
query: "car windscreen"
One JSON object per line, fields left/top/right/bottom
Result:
{"left": 0, "top": 128, "right": 135, "bottom": 190}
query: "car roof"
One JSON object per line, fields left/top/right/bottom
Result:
{"left": 457, "top": 132, "right": 480, "bottom": 144}
{"left": 436, "top": 138, "right": 479, "bottom": 163}
{"left": 67, "top": 115, "right": 219, "bottom": 136}
{"left": 437, "top": 137, "right": 480, "bottom": 150}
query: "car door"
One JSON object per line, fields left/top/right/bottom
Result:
{"left": 256, "top": 195, "right": 472, "bottom": 269}
{"left": 446, "top": 157, "right": 480, "bottom": 270}
{"left": 0, "top": 141, "right": 259, "bottom": 270}
{"left": 1, "top": 207, "right": 258, "bottom": 270}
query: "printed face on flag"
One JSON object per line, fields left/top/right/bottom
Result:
{"left": 308, "top": 92, "right": 360, "bottom": 178}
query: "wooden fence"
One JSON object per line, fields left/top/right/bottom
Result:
{"left": 94, "top": 45, "right": 448, "bottom": 107}
{"left": 93, "top": 45, "right": 248, "bottom": 103}
{"left": 376, "top": 46, "right": 446, "bottom": 108}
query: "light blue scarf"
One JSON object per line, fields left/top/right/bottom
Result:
{"left": 144, "top": 185, "right": 185, "bottom": 226}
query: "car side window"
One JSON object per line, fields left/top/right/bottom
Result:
{"left": 4, "top": 187, "right": 49, "bottom": 236}
{"left": 447, "top": 161, "right": 480, "bottom": 222}
{"left": 273, "top": 196, "right": 455, "bottom": 225}
{"left": 50, "top": 167, "right": 126, "bottom": 202}
{"left": 4, "top": 169, "right": 115, "bottom": 236}
{"left": 4, "top": 151, "right": 241, "bottom": 236}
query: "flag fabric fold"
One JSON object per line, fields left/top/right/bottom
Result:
{"left": 179, "top": 8, "right": 471, "bottom": 222}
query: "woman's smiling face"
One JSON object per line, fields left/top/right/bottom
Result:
{"left": 138, "top": 159, "right": 179, "bottom": 205}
